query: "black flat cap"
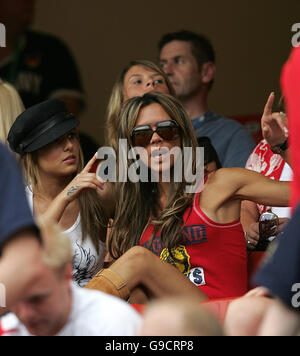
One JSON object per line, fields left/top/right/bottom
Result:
{"left": 8, "top": 99, "right": 80, "bottom": 155}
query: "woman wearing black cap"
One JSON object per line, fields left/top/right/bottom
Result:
{"left": 8, "top": 99, "right": 111, "bottom": 288}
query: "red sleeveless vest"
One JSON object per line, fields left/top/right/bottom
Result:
{"left": 140, "top": 191, "right": 248, "bottom": 299}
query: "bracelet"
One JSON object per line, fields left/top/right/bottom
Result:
{"left": 271, "top": 140, "right": 288, "bottom": 154}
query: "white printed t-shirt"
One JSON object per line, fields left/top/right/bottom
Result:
{"left": 26, "top": 187, "right": 106, "bottom": 287}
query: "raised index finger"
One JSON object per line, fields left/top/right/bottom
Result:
{"left": 82, "top": 153, "right": 98, "bottom": 174}
{"left": 263, "top": 92, "right": 275, "bottom": 116}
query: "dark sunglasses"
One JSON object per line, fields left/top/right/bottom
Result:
{"left": 131, "top": 120, "right": 181, "bottom": 147}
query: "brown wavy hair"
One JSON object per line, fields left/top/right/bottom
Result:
{"left": 108, "top": 92, "right": 199, "bottom": 259}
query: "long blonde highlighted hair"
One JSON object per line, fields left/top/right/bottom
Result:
{"left": 108, "top": 92, "right": 199, "bottom": 259}
{"left": 106, "top": 60, "right": 175, "bottom": 150}
{"left": 0, "top": 80, "right": 24, "bottom": 145}
{"left": 22, "top": 144, "right": 108, "bottom": 254}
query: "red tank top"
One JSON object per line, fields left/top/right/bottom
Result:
{"left": 140, "top": 192, "right": 248, "bottom": 299}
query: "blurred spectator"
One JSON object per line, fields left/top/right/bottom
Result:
{"left": 0, "top": 0, "right": 99, "bottom": 162}
{"left": 0, "top": 143, "right": 43, "bottom": 311}
{"left": 139, "top": 297, "right": 224, "bottom": 336}
{"left": 0, "top": 79, "right": 24, "bottom": 146}
{"left": 0, "top": 218, "right": 142, "bottom": 336}
{"left": 158, "top": 30, "right": 256, "bottom": 168}
{"left": 0, "top": 0, "right": 83, "bottom": 112}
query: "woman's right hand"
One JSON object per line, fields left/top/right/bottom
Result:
{"left": 62, "top": 154, "right": 105, "bottom": 203}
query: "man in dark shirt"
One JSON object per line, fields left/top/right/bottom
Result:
{"left": 0, "top": 0, "right": 99, "bottom": 162}
{"left": 158, "top": 30, "right": 256, "bottom": 168}
{"left": 0, "top": 0, "right": 84, "bottom": 112}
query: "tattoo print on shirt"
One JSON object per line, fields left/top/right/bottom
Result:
{"left": 73, "top": 243, "right": 100, "bottom": 288}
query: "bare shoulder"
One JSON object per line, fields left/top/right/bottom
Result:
{"left": 201, "top": 168, "right": 247, "bottom": 214}
{"left": 205, "top": 168, "right": 256, "bottom": 198}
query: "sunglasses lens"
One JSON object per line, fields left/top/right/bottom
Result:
{"left": 157, "top": 125, "right": 180, "bottom": 141}
{"left": 132, "top": 129, "right": 153, "bottom": 147}
{"left": 132, "top": 122, "right": 180, "bottom": 147}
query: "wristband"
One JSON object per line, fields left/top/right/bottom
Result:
{"left": 271, "top": 140, "right": 288, "bottom": 154}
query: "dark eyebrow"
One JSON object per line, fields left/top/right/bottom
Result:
{"left": 174, "top": 55, "right": 185, "bottom": 60}
{"left": 160, "top": 55, "right": 185, "bottom": 63}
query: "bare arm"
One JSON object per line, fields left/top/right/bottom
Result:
{"left": 202, "top": 168, "right": 290, "bottom": 224}
{"left": 205, "top": 168, "right": 290, "bottom": 209}
{"left": 43, "top": 154, "right": 115, "bottom": 223}
{"left": 233, "top": 168, "right": 290, "bottom": 207}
